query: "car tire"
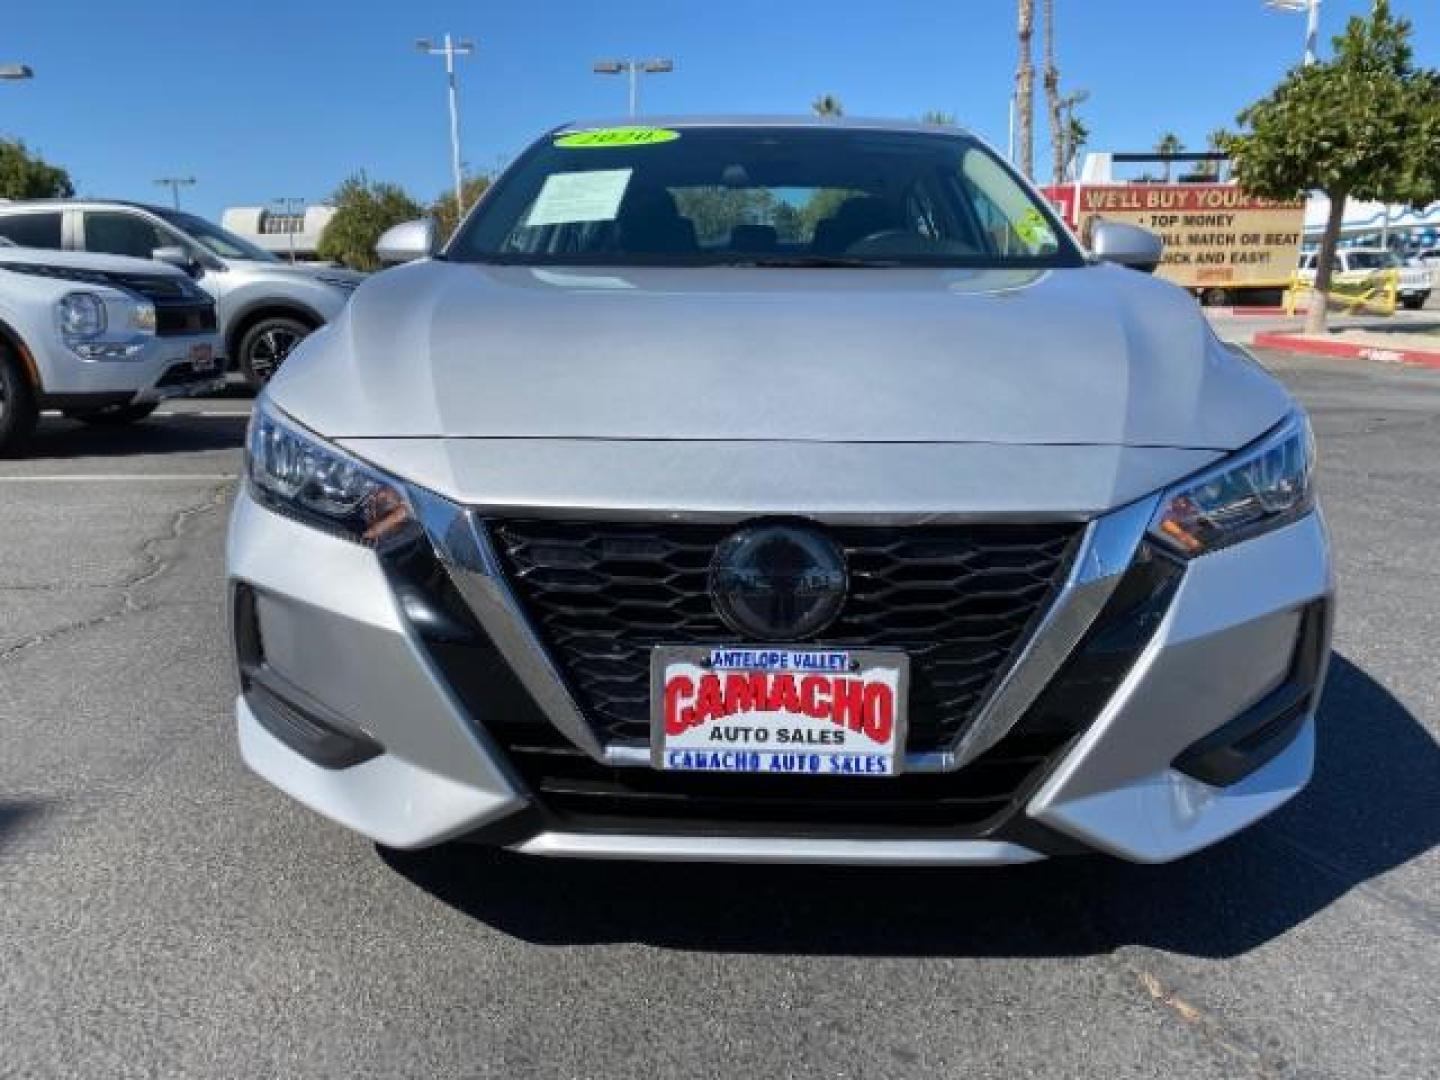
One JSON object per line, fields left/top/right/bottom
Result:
{"left": 64, "top": 402, "right": 159, "bottom": 426}
{"left": 238, "top": 315, "right": 312, "bottom": 389}
{"left": 0, "top": 343, "right": 39, "bottom": 457}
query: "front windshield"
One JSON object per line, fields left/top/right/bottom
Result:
{"left": 450, "top": 126, "right": 1083, "bottom": 268}
{"left": 156, "top": 209, "right": 277, "bottom": 262}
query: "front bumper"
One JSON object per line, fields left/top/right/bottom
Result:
{"left": 227, "top": 486, "right": 1333, "bottom": 863}
{"left": 36, "top": 332, "right": 224, "bottom": 407}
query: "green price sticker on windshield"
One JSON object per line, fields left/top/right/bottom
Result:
{"left": 555, "top": 127, "right": 681, "bottom": 149}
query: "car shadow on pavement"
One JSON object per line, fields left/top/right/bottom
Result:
{"left": 23, "top": 415, "right": 248, "bottom": 459}
{"left": 382, "top": 653, "right": 1438, "bottom": 959}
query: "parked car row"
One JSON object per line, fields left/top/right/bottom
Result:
{"left": 0, "top": 198, "right": 365, "bottom": 454}
{"left": 0, "top": 201, "right": 362, "bottom": 374}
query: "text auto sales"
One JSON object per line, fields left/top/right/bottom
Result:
{"left": 661, "top": 649, "right": 898, "bottom": 775}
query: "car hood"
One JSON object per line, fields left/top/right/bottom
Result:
{"left": 271, "top": 260, "right": 1290, "bottom": 449}
{"left": 0, "top": 247, "right": 193, "bottom": 278}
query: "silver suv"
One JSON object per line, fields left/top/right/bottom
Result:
{"left": 0, "top": 200, "right": 362, "bottom": 386}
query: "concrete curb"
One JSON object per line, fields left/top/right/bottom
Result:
{"left": 1253, "top": 331, "right": 1440, "bottom": 371}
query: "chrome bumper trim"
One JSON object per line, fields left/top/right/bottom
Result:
{"left": 512, "top": 831, "right": 1045, "bottom": 865}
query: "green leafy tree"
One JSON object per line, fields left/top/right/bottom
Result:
{"left": 317, "top": 173, "right": 424, "bottom": 271}
{"left": 920, "top": 110, "right": 956, "bottom": 127}
{"left": 1225, "top": 0, "right": 1440, "bottom": 332}
{"left": 430, "top": 174, "right": 493, "bottom": 243}
{"left": 811, "top": 94, "right": 844, "bottom": 118}
{"left": 0, "top": 139, "right": 73, "bottom": 199}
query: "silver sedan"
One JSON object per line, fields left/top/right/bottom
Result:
{"left": 227, "top": 117, "right": 1333, "bottom": 865}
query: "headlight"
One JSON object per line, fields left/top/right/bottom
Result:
{"left": 1149, "top": 411, "right": 1316, "bottom": 557}
{"left": 246, "top": 397, "right": 417, "bottom": 550}
{"left": 58, "top": 292, "right": 106, "bottom": 338}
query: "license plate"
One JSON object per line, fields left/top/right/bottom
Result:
{"left": 651, "top": 645, "right": 908, "bottom": 776}
{"left": 189, "top": 344, "right": 216, "bottom": 373}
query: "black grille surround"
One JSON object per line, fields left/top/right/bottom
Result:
{"left": 489, "top": 518, "right": 1082, "bottom": 754}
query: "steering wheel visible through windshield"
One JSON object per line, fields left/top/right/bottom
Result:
{"left": 449, "top": 125, "right": 1083, "bottom": 269}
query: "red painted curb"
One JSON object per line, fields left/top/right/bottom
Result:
{"left": 1253, "top": 331, "right": 1440, "bottom": 371}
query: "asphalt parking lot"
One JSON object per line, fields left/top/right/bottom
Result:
{"left": 1, "top": 352, "right": 1437, "bottom": 1079}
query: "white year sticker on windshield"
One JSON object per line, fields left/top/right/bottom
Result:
{"left": 524, "top": 168, "right": 632, "bottom": 228}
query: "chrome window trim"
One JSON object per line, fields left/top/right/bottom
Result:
{"left": 413, "top": 486, "right": 1159, "bottom": 774}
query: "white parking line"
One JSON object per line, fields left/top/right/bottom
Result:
{"left": 39, "top": 409, "right": 251, "bottom": 418}
{"left": 0, "top": 474, "right": 238, "bottom": 482}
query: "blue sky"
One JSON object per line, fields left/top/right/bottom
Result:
{"left": 1, "top": 0, "right": 1434, "bottom": 221}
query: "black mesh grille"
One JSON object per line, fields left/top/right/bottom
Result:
{"left": 489, "top": 519, "right": 1081, "bottom": 753}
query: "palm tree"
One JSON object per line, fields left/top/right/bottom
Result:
{"left": 1016, "top": 0, "right": 1035, "bottom": 178}
{"left": 1155, "top": 132, "right": 1184, "bottom": 181}
{"left": 1202, "top": 128, "right": 1230, "bottom": 180}
{"left": 1058, "top": 91, "right": 1090, "bottom": 179}
{"left": 1043, "top": 0, "right": 1065, "bottom": 184}
{"left": 811, "top": 94, "right": 844, "bottom": 118}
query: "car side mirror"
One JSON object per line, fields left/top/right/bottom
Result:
{"left": 1090, "top": 221, "right": 1164, "bottom": 274}
{"left": 376, "top": 219, "right": 438, "bottom": 265}
{"left": 152, "top": 245, "right": 201, "bottom": 277}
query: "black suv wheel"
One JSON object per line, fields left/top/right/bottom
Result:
{"left": 0, "top": 343, "right": 39, "bottom": 456}
{"left": 238, "top": 315, "right": 312, "bottom": 388}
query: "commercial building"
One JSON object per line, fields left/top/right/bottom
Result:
{"left": 220, "top": 204, "right": 337, "bottom": 262}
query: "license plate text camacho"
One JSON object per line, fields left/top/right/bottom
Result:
{"left": 651, "top": 646, "right": 909, "bottom": 777}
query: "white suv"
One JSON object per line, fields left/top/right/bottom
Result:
{"left": 0, "top": 245, "right": 223, "bottom": 454}
{"left": 0, "top": 201, "right": 362, "bottom": 386}
{"left": 1297, "top": 247, "right": 1433, "bottom": 309}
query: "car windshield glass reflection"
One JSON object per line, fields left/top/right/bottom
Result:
{"left": 451, "top": 127, "right": 1083, "bottom": 269}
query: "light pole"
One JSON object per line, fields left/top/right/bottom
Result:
{"left": 154, "top": 176, "right": 196, "bottom": 210}
{"left": 272, "top": 196, "right": 305, "bottom": 264}
{"left": 1266, "top": 0, "right": 1322, "bottom": 66}
{"left": 0, "top": 64, "right": 34, "bottom": 81}
{"left": 416, "top": 34, "right": 475, "bottom": 219}
{"left": 593, "top": 59, "right": 674, "bottom": 118}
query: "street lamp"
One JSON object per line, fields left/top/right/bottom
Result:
{"left": 416, "top": 34, "right": 476, "bottom": 219}
{"left": 154, "top": 175, "right": 196, "bottom": 210}
{"left": 1266, "top": 0, "right": 1322, "bottom": 66}
{"left": 0, "top": 64, "right": 34, "bottom": 80}
{"left": 593, "top": 58, "right": 674, "bottom": 118}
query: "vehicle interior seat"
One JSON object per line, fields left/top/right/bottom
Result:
{"left": 811, "top": 196, "right": 902, "bottom": 255}
{"left": 618, "top": 188, "right": 699, "bottom": 254}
